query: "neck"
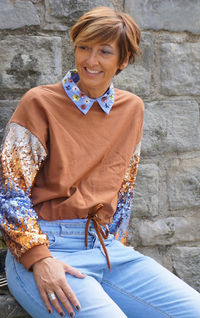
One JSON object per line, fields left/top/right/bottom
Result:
{"left": 76, "top": 81, "right": 110, "bottom": 99}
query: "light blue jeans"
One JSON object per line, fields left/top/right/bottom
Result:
{"left": 6, "top": 219, "right": 200, "bottom": 318}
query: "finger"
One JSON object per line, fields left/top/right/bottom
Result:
{"left": 62, "top": 281, "right": 81, "bottom": 312}
{"left": 56, "top": 288, "right": 75, "bottom": 317}
{"left": 63, "top": 264, "right": 86, "bottom": 278}
{"left": 47, "top": 291, "right": 65, "bottom": 317}
{"left": 38, "top": 287, "right": 53, "bottom": 314}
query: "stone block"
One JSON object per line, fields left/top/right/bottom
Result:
{"left": 142, "top": 100, "right": 200, "bottom": 156}
{"left": 124, "top": 0, "right": 200, "bottom": 34}
{"left": 113, "top": 32, "right": 154, "bottom": 97}
{"left": 0, "top": 101, "right": 18, "bottom": 144}
{"left": 138, "top": 216, "right": 200, "bottom": 246}
{"left": 0, "top": 294, "right": 31, "bottom": 318}
{"left": 62, "top": 34, "right": 76, "bottom": 75}
{"left": 160, "top": 43, "right": 200, "bottom": 95}
{"left": 0, "top": 249, "right": 30, "bottom": 318}
{"left": 0, "top": 36, "right": 62, "bottom": 91}
{"left": 167, "top": 158, "right": 200, "bottom": 210}
{"left": 44, "top": 0, "right": 114, "bottom": 30}
{"left": 136, "top": 246, "right": 172, "bottom": 271}
{"left": 171, "top": 247, "right": 200, "bottom": 292}
{"left": 0, "top": 0, "right": 40, "bottom": 30}
{"left": 133, "top": 164, "right": 159, "bottom": 218}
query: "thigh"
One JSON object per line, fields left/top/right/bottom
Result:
{"left": 102, "top": 241, "right": 200, "bottom": 318}
{"left": 6, "top": 250, "right": 126, "bottom": 318}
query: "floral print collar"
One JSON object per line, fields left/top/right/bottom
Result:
{"left": 62, "top": 69, "right": 115, "bottom": 115}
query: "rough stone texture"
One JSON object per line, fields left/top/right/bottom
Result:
{"left": 142, "top": 100, "right": 200, "bottom": 156}
{"left": 0, "top": 294, "right": 31, "bottom": 318}
{"left": 160, "top": 43, "right": 200, "bottom": 96}
{"left": 136, "top": 246, "right": 173, "bottom": 272}
{"left": 138, "top": 216, "right": 200, "bottom": 246}
{"left": 44, "top": 0, "right": 115, "bottom": 30}
{"left": 124, "top": 0, "right": 200, "bottom": 34}
{"left": 133, "top": 164, "right": 159, "bottom": 218}
{"left": 171, "top": 247, "right": 200, "bottom": 292}
{"left": 167, "top": 158, "right": 200, "bottom": 211}
{"left": 113, "top": 32, "right": 154, "bottom": 96}
{"left": 0, "top": 36, "right": 62, "bottom": 93}
{"left": 0, "top": 0, "right": 40, "bottom": 30}
{"left": 0, "top": 248, "right": 31, "bottom": 318}
{"left": 62, "top": 33, "right": 76, "bottom": 76}
{"left": 0, "top": 101, "right": 18, "bottom": 143}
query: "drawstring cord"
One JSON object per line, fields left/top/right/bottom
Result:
{"left": 85, "top": 204, "right": 111, "bottom": 270}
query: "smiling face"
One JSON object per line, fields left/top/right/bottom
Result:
{"left": 74, "top": 41, "right": 129, "bottom": 99}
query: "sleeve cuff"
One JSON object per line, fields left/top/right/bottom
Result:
{"left": 19, "top": 245, "right": 52, "bottom": 271}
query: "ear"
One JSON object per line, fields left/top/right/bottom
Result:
{"left": 119, "top": 52, "right": 130, "bottom": 70}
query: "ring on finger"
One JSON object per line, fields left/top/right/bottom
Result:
{"left": 48, "top": 292, "right": 56, "bottom": 302}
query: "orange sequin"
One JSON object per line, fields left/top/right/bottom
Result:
{"left": 0, "top": 123, "right": 48, "bottom": 260}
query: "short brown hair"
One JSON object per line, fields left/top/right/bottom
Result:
{"left": 70, "top": 6, "right": 141, "bottom": 74}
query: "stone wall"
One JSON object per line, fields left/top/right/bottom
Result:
{"left": 0, "top": 0, "right": 200, "bottom": 293}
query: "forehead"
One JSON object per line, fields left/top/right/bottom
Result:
{"left": 76, "top": 39, "right": 119, "bottom": 49}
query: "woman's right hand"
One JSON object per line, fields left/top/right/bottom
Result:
{"left": 33, "top": 257, "right": 86, "bottom": 317}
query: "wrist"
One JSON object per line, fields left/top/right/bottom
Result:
{"left": 32, "top": 256, "right": 53, "bottom": 270}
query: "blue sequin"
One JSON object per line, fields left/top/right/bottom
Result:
{"left": 109, "top": 143, "right": 141, "bottom": 243}
{"left": 0, "top": 123, "right": 49, "bottom": 258}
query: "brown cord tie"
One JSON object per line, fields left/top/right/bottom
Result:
{"left": 85, "top": 203, "right": 111, "bottom": 270}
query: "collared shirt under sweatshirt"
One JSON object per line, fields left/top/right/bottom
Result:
{"left": 0, "top": 69, "right": 144, "bottom": 270}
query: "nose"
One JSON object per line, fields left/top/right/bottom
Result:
{"left": 86, "top": 49, "right": 98, "bottom": 67}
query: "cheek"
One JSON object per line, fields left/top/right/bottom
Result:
{"left": 74, "top": 52, "right": 84, "bottom": 65}
{"left": 107, "top": 63, "right": 119, "bottom": 76}
{"left": 108, "top": 58, "right": 120, "bottom": 72}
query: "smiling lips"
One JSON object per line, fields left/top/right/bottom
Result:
{"left": 84, "top": 67, "right": 102, "bottom": 75}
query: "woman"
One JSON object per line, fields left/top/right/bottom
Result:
{"left": 0, "top": 6, "right": 200, "bottom": 318}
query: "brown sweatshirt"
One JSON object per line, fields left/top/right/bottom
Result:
{"left": 0, "top": 80, "right": 144, "bottom": 270}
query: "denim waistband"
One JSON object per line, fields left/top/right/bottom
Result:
{"left": 38, "top": 218, "right": 111, "bottom": 269}
{"left": 38, "top": 219, "right": 109, "bottom": 235}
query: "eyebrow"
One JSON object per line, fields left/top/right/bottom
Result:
{"left": 100, "top": 44, "right": 115, "bottom": 51}
{"left": 76, "top": 42, "right": 115, "bottom": 50}
{"left": 100, "top": 43, "right": 114, "bottom": 47}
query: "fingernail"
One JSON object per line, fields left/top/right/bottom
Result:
{"left": 70, "top": 312, "right": 74, "bottom": 317}
{"left": 60, "top": 313, "right": 64, "bottom": 317}
{"left": 48, "top": 310, "right": 52, "bottom": 314}
{"left": 76, "top": 305, "right": 80, "bottom": 311}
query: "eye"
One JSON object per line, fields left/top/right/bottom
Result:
{"left": 78, "top": 45, "right": 88, "bottom": 51}
{"left": 101, "top": 49, "right": 112, "bottom": 55}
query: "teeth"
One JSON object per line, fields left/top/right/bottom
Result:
{"left": 86, "top": 68, "right": 100, "bottom": 74}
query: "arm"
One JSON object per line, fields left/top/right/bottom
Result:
{"left": 0, "top": 122, "right": 85, "bottom": 316}
{"left": 0, "top": 122, "right": 51, "bottom": 267}
{"left": 109, "top": 141, "right": 141, "bottom": 244}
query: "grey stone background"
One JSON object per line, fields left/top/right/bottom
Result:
{"left": 0, "top": 0, "right": 200, "bottom": 307}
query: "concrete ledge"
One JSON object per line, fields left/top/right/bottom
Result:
{"left": 0, "top": 248, "right": 7, "bottom": 274}
{"left": 0, "top": 293, "right": 31, "bottom": 318}
{"left": 0, "top": 248, "right": 31, "bottom": 318}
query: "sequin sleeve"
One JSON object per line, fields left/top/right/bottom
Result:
{"left": 0, "top": 122, "right": 49, "bottom": 261}
{"left": 109, "top": 142, "right": 141, "bottom": 244}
